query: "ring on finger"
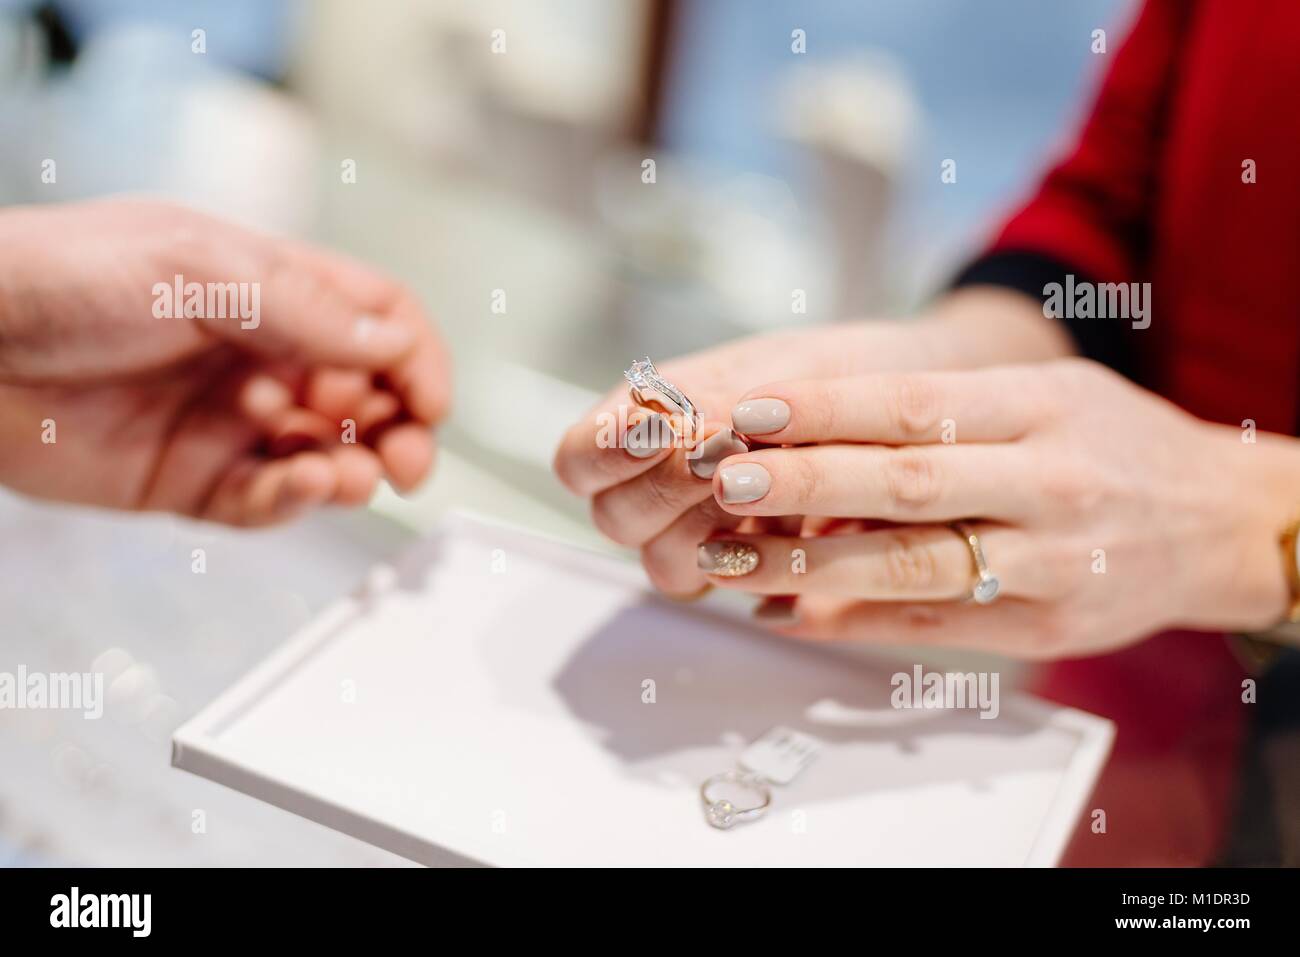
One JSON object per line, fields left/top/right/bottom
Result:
{"left": 950, "top": 521, "right": 1001, "bottom": 605}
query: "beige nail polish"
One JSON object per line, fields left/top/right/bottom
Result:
{"left": 625, "top": 413, "right": 675, "bottom": 458}
{"left": 731, "top": 398, "right": 790, "bottom": 436}
{"left": 719, "top": 462, "right": 771, "bottom": 503}
{"left": 697, "top": 541, "right": 760, "bottom": 577}
{"left": 688, "top": 428, "right": 749, "bottom": 479}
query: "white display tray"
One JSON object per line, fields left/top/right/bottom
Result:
{"left": 173, "top": 512, "right": 1113, "bottom": 866}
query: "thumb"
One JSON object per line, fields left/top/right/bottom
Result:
{"left": 198, "top": 258, "right": 417, "bottom": 368}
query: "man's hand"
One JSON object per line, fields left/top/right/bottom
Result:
{"left": 0, "top": 199, "right": 451, "bottom": 525}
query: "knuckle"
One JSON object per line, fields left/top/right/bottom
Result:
{"left": 1041, "top": 534, "right": 1087, "bottom": 586}
{"left": 640, "top": 462, "right": 682, "bottom": 515}
{"left": 886, "top": 375, "right": 942, "bottom": 440}
{"left": 1031, "top": 387, "right": 1068, "bottom": 424}
{"left": 589, "top": 492, "right": 637, "bottom": 546}
{"left": 641, "top": 504, "right": 732, "bottom": 596}
{"left": 639, "top": 541, "right": 700, "bottom": 596}
{"left": 881, "top": 530, "right": 940, "bottom": 593}
{"left": 1038, "top": 459, "right": 1108, "bottom": 514}
{"left": 882, "top": 449, "right": 943, "bottom": 513}
{"left": 802, "top": 384, "right": 840, "bottom": 437}
{"left": 1049, "top": 357, "right": 1116, "bottom": 402}
{"left": 788, "top": 455, "right": 824, "bottom": 505}
{"left": 638, "top": 541, "right": 672, "bottom": 592}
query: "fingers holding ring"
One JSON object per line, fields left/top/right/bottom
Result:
{"left": 625, "top": 356, "right": 703, "bottom": 438}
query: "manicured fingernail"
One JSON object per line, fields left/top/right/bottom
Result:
{"left": 719, "top": 462, "right": 770, "bottom": 503}
{"left": 353, "top": 314, "right": 414, "bottom": 351}
{"left": 754, "top": 600, "right": 799, "bottom": 624}
{"left": 625, "top": 413, "right": 675, "bottom": 458}
{"left": 731, "top": 398, "right": 790, "bottom": 436}
{"left": 697, "top": 541, "right": 760, "bottom": 577}
{"left": 688, "top": 428, "right": 748, "bottom": 479}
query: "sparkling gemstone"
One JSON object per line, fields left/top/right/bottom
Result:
{"left": 624, "top": 357, "right": 656, "bottom": 389}
{"left": 973, "top": 575, "right": 1000, "bottom": 604}
{"left": 706, "top": 800, "right": 737, "bottom": 829}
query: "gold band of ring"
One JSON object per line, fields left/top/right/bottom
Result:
{"left": 950, "top": 522, "right": 1001, "bottom": 605}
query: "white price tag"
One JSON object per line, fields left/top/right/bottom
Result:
{"left": 739, "top": 726, "right": 822, "bottom": 785}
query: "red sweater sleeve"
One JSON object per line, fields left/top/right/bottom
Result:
{"left": 987, "top": 0, "right": 1193, "bottom": 282}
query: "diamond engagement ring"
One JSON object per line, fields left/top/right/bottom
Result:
{"left": 700, "top": 770, "right": 772, "bottom": 830}
{"left": 951, "top": 521, "right": 1001, "bottom": 605}
{"left": 624, "top": 356, "right": 702, "bottom": 435}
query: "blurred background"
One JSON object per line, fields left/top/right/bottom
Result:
{"left": 0, "top": 0, "right": 1130, "bottom": 865}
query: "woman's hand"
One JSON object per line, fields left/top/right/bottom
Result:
{"left": 696, "top": 359, "right": 1300, "bottom": 658}
{"left": 553, "top": 287, "right": 1074, "bottom": 597}
{"left": 0, "top": 199, "right": 450, "bottom": 525}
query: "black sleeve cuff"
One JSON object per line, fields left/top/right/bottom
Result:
{"left": 950, "top": 250, "right": 1140, "bottom": 383}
